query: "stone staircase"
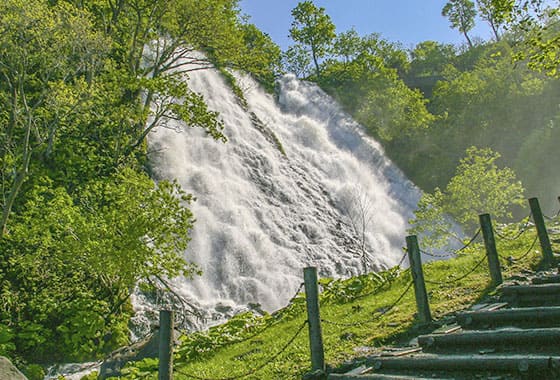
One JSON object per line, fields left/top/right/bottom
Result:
{"left": 328, "top": 270, "right": 560, "bottom": 379}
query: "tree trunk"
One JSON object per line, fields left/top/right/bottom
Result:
{"left": 1, "top": 82, "right": 34, "bottom": 238}
{"left": 1, "top": 119, "right": 31, "bottom": 238}
{"left": 464, "top": 31, "right": 474, "bottom": 48}
{"left": 311, "top": 46, "right": 321, "bottom": 79}
{"left": 490, "top": 20, "right": 500, "bottom": 41}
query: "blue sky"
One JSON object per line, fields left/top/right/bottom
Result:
{"left": 239, "top": 0, "right": 494, "bottom": 50}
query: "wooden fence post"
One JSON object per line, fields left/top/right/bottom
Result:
{"left": 528, "top": 197, "right": 554, "bottom": 268}
{"left": 303, "top": 267, "right": 325, "bottom": 373}
{"left": 159, "top": 310, "right": 174, "bottom": 380}
{"left": 479, "top": 214, "right": 503, "bottom": 285}
{"left": 406, "top": 235, "right": 432, "bottom": 324}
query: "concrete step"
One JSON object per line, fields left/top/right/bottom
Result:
{"left": 329, "top": 371, "right": 447, "bottom": 380}
{"left": 363, "top": 354, "right": 560, "bottom": 376}
{"left": 501, "top": 284, "right": 560, "bottom": 306}
{"left": 532, "top": 274, "right": 560, "bottom": 284}
{"left": 418, "top": 327, "right": 560, "bottom": 353}
{"left": 501, "top": 284, "right": 560, "bottom": 295}
{"left": 457, "top": 306, "right": 560, "bottom": 328}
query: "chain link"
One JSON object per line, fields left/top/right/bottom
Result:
{"left": 321, "top": 281, "right": 413, "bottom": 327}
{"left": 420, "top": 249, "right": 455, "bottom": 259}
{"left": 424, "top": 254, "right": 487, "bottom": 285}
{"left": 174, "top": 320, "right": 308, "bottom": 380}
{"left": 511, "top": 235, "right": 539, "bottom": 261}
{"left": 452, "top": 228, "right": 481, "bottom": 254}
{"left": 232, "top": 282, "right": 305, "bottom": 345}
{"left": 493, "top": 214, "right": 532, "bottom": 241}
{"left": 397, "top": 250, "right": 408, "bottom": 267}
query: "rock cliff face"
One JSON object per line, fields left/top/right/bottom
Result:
{"left": 0, "top": 356, "right": 27, "bottom": 380}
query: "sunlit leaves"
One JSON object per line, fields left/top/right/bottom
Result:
{"left": 410, "top": 147, "right": 525, "bottom": 247}
{"left": 1, "top": 169, "right": 197, "bottom": 359}
{"left": 493, "top": 0, "right": 560, "bottom": 77}
{"left": 357, "top": 75, "right": 434, "bottom": 141}
{"left": 289, "top": 1, "right": 336, "bottom": 78}
{"left": 281, "top": 45, "right": 312, "bottom": 78}
{"left": 442, "top": 0, "right": 477, "bottom": 47}
{"left": 0, "top": 0, "right": 281, "bottom": 365}
{"left": 445, "top": 147, "right": 525, "bottom": 226}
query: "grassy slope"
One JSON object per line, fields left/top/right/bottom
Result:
{"left": 116, "top": 218, "right": 559, "bottom": 380}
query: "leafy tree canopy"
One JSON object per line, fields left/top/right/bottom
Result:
{"left": 289, "top": 0, "right": 336, "bottom": 78}
{"left": 409, "top": 146, "right": 525, "bottom": 247}
{"left": 0, "top": 0, "right": 284, "bottom": 364}
{"left": 442, "top": 0, "right": 477, "bottom": 47}
{"left": 490, "top": 0, "right": 560, "bottom": 77}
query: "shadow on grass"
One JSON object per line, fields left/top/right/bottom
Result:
{"left": 327, "top": 280, "right": 499, "bottom": 376}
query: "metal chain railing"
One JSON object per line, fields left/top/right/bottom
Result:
{"left": 498, "top": 235, "right": 539, "bottom": 263}
{"left": 239, "top": 283, "right": 305, "bottom": 341}
{"left": 452, "top": 228, "right": 482, "bottom": 254}
{"left": 272, "top": 282, "right": 305, "bottom": 314}
{"left": 396, "top": 250, "right": 408, "bottom": 267}
{"left": 174, "top": 320, "right": 308, "bottom": 380}
{"left": 494, "top": 225, "right": 531, "bottom": 241}
{"left": 342, "top": 253, "right": 411, "bottom": 302}
{"left": 420, "top": 249, "right": 455, "bottom": 259}
{"left": 543, "top": 205, "right": 560, "bottom": 220}
{"left": 215, "top": 282, "right": 305, "bottom": 348}
{"left": 416, "top": 228, "right": 481, "bottom": 260}
{"left": 424, "top": 254, "right": 488, "bottom": 286}
{"left": 492, "top": 213, "right": 532, "bottom": 241}
{"left": 320, "top": 280, "right": 413, "bottom": 327}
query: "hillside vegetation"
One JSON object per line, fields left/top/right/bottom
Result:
{"left": 285, "top": 0, "right": 560, "bottom": 213}
{"left": 1, "top": 0, "right": 558, "bottom": 377}
{"left": 0, "top": 0, "right": 279, "bottom": 367}
{"left": 114, "top": 217, "right": 559, "bottom": 379}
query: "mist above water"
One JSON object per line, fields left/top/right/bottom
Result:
{"left": 142, "top": 63, "right": 420, "bottom": 326}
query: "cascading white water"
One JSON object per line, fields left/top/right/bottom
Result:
{"left": 140, "top": 63, "right": 421, "bottom": 326}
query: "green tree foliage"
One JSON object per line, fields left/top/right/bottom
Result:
{"left": 409, "top": 147, "right": 525, "bottom": 247}
{"left": 408, "top": 41, "right": 457, "bottom": 78}
{"left": 0, "top": 0, "right": 283, "bottom": 364}
{"left": 514, "top": 113, "right": 560, "bottom": 210}
{"left": 442, "top": 0, "right": 477, "bottom": 48}
{"left": 319, "top": 32, "right": 434, "bottom": 141}
{"left": 289, "top": 1, "right": 336, "bottom": 78}
{"left": 281, "top": 45, "right": 312, "bottom": 78}
{"left": 0, "top": 0, "right": 108, "bottom": 237}
{"left": 238, "top": 23, "right": 282, "bottom": 90}
{"left": 476, "top": 0, "right": 505, "bottom": 40}
{"left": 391, "top": 40, "right": 559, "bottom": 204}
{"left": 0, "top": 170, "right": 196, "bottom": 361}
{"left": 405, "top": 41, "right": 457, "bottom": 97}
{"left": 359, "top": 33, "right": 410, "bottom": 75}
{"left": 491, "top": 0, "right": 560, "bottom": 77}
{"left": 427, "top": 43, "right": 559, "bottom": 184}
{"left": 332, "top": 27, "right": 363, "bottom": 64}
{"left": 64, "top": 0, "right": 243, "bottom": 153}
{"left": 356, "top": 73, "right": 434, "bottom": 141}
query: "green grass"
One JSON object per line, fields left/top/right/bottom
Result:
{"left": 114, "top": 218, "right": 559, "bottom": 380}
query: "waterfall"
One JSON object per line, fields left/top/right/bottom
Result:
{"left": 139, "top": 64, "right": 421, "bottom": 327}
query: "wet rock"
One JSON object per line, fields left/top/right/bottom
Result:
{"left": 99, "top": 332, "right": 159, "bottom": 379}
{"left": 302, "top": 369, "right": 326, "bottom": 380}
{"left": 0, "top": 356, "right": 27, "bottom": 380}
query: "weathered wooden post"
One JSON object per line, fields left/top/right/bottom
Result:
{"left": 529, "top": 197, "right": 554, "bottom": 267}
{"left": 303, "top": 267, "right": 325, "bottom": 373}
{"left": 479, "top": 213, "right": 503, "bottom": 285}
{"left": 406, "top": 235, "right": 431, "bottom": 324}
{"left": 159, "top": 310, "right": 174, "bottom": 380}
